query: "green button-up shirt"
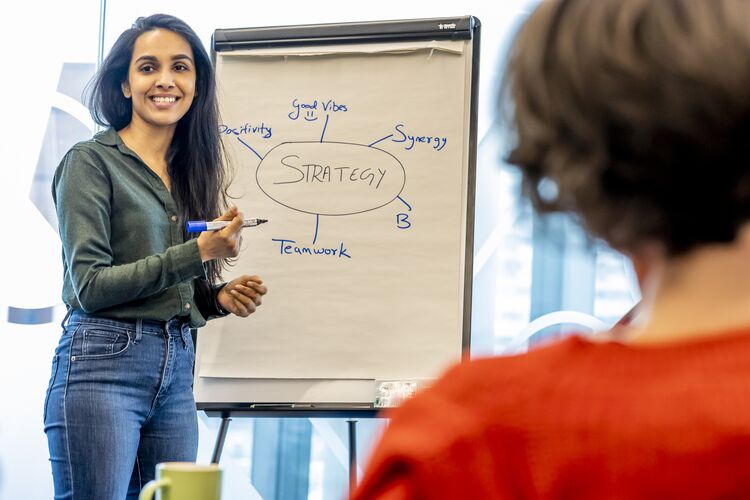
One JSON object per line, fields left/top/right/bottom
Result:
{"left": 53, "top": 128, "right": 225, "bottom": 327}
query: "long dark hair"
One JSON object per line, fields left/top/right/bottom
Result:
{"left": 88, "top": 13, "right": 228, "bottom": 284}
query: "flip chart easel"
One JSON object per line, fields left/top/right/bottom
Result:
{"left": 196, "top": 16, "right": 480, "bottom": 492}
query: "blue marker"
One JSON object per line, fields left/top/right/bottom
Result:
{"left": 186, "top": 218, "right": 268, "bottom": 233}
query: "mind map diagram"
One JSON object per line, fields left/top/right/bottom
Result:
{"left": 219, "top": 97, "right": 449, "bottom": 260}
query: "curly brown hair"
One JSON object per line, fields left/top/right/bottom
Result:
{"left": 504, "top": 0, "right": 750, "bottom": 255}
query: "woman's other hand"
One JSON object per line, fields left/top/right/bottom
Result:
{"left": 197, "top": 206, "right": 243, "bottom": 262}
{"left": 217, "top": 275, "right": 267, "bottom": 317}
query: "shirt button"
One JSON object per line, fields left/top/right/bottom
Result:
{"left": 185, "top": 303, "right": 191, "bottom": 310}
{"left": 170, "top": 215, "right": 178, "bottom": 222}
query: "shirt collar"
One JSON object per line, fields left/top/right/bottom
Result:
{"left": 93, "top": 127, "right": 120, "bottom": 147}
{"left": 94, "top": 127, "right": 143, "bottom": 161}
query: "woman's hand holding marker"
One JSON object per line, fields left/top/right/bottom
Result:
{"left": 197, "top": 206, "right": 244, "bottom": 262}
{"left": 217, "top": 275, "right": 267, "bottom": 317}
{"left": 196, "top": 206, "right": 268, "bottom": 317}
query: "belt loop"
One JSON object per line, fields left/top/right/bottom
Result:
{"left": 135, "top": 318, "right": 143, "bottom": 343}
{"left": 60, "top": 307, "right": 73, "bottom": 329}
{"left": 181, "top": 322, "right": 190, "bottom": 350}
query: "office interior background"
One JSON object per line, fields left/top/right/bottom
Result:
{"left": 0, "top": 0, "right": 638, "bottom": 498}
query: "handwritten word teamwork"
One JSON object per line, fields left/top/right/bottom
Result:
{"left": 271, "top": 239, "right": 352, "bottom": 259}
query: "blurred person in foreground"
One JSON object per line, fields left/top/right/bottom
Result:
{"left": 353, "top": 0, "right": 750, "bottom": 498}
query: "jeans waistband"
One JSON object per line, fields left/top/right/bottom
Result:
{"left": 66, "top": 310, "right": 190, "bottom": 336}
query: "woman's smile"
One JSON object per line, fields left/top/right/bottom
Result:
{"left": 148, "top": 94, "right": 182, "bottom": 109}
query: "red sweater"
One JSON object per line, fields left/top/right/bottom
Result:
{"left": 353, "top": 331, "right": 750, "bottom": 499}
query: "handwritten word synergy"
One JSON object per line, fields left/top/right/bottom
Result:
{"left": 393, "top": 124, "right": 447, "bottom": 151}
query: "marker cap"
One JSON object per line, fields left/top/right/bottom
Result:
{"left": 186, "top": 221, "right": 208, "bottom": 233}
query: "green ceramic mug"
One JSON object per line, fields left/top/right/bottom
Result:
{"left": 139, "top": 462, "right": 222, "bottom": 500}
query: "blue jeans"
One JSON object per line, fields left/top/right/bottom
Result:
{"left": 44, "top": 311, "right": 199, "bottom": 500}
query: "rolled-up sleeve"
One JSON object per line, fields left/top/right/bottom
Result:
{"left": 194, "top": 279, "right": 229, "bottom": 320}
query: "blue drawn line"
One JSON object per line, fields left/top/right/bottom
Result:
{"left": 369, "top": 134, "right": 393, "bottom": 147}
{"left": 237, "top": 137, "right": 263, "bottom": 161}
{"left": 312, "top": 214, "right": 320, "bottom": 245}
{"left": 320, "top": 115, "right": 329, "bottom": 143}
{"left": 397, "top": 195, "right": 412, "bottom": 211}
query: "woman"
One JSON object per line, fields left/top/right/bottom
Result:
{"left": 44, "top": 14, "right": 267, "bottom": 499}
{"left": 354, "top": 0, "right": 750, "bottom": 498}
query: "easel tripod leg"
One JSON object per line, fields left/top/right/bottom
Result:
{"left": 211, "top": 416, "right": 232, "bottom": 464}
{"left": 348, "top": 419, "right": 358, "bottom": 496}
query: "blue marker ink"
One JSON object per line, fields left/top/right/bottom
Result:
{"left": 271, "top": 238, "right": 352, "bottom": 259}
{"left": 320, "top": 115, "right": 329, "bottom": 142}
{"left": 312, "top": 214, "right": 320, "bottom": 245}
{"left": 289, "top": 98, "right": 348, "bottom": 122}
{"left": 218, "top": 123, "right": 272, "bottom": 139}
{"left": 396, "top": 196, "right": 413, "bottom": 228}
{"left": 321, "top": 100, "right": 348, "bottom": 112}
{"left": 396, "top": 213, "right": 412, "bottom": 229}
{"left": 392, "top": 124, "right": 447, "bottom": 151}
{"left": 288, "top": 99, "right": 319, "bottom": 121}
{"left": 393, "top": 124, "right": 408, "bottom": 144}
{"left": 369, "top": 134, "right": 393, "bottom": 147}
{"left": 236, "top": 137, "right": 264, "bottom": 161}
{"left": 397, "top": 195, "right": 412, "bottom": 211}
{"left": 339, "top": 243, "right": 351, "bottom": 259}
